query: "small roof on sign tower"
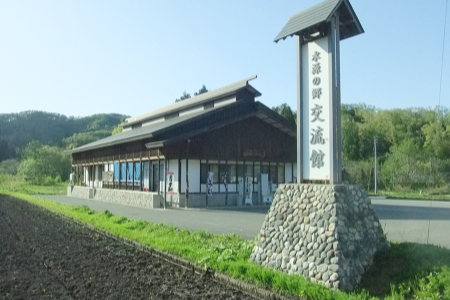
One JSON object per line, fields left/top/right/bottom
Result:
{"left": 274, "top": 0, "right": 364, "bottom": 43}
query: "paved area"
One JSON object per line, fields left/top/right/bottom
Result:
{"left": 38, "top": 195, "right": 450, "bottom": 249}
{"left": 371, "top": 198, "right": 450, "bottom": 249}
{"left": 38, "top": 195, "right": 269, "bottom": 240}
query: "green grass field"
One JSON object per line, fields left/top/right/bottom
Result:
{"left": 383, "top": 191, "right": 450, "bottom": 201}
{"left": 1, "top": 190, "right": 449, "bottom": 300}
{"left": 370, "top": 186, "right": 450, "bottom": 201}
{"left": 0, "top": 174, "right": 67, "bottom": 195}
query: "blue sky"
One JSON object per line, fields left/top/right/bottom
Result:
{"left": 1, "top": 0, "right": 449, "bottom": 117}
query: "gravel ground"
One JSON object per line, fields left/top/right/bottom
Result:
{"left": 0, "top": 195, "right": 261, "bottom": 300}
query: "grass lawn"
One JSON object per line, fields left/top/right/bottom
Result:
{"left": 1, "top": 190, "right": 449, "bottom": 299}
{"left": 370, "top": 190, "right": 450, "bottom": 201}
{"left": 0, "top": 174, "right": 67, "bottom": 195}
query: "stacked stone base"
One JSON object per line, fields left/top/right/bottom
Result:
{"left": 250, "top": 184, "right": 388, "bottom": 291}
{"left": 68, "top": 186, "right": 163, "bottom": 208}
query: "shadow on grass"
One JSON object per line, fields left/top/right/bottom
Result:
{"left": 359, "top": 242, "right": 450, "bottom": 297}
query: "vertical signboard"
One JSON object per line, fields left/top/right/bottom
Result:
{"left": 207, "top": 172, "right": 214, "bottom": 196}
{"left": 275, "top": 0, "right": 364, "bottom": 184}
{"left": 167, "top": 172, "right": 174, "bottom": 194}
{"left": 301, "top": 36, "right": 331, "bottom": 180}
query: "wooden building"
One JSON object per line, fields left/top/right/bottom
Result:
{"left": 69, "top": 76, "right": 297, "bottom": 207}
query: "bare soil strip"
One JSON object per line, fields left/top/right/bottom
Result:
{"left": 0, "top": 195, "right": 260, "bottom": 299}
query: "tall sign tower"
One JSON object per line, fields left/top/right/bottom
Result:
{"left": 274, "top": 0, "right": 364, "bottom": 184}
{"left": 251, "top": 4, "right": 389, "bottom": 290}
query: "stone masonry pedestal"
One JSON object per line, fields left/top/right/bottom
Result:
{"left": 250, "top": 184, "right": 388, "bottom": 291}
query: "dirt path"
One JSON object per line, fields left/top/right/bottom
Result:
{"left": 0, "top": 195, "right": 260, "bottom": 299}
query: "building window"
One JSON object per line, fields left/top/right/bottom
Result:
{"left": 237, "top": 163, "right": 244, "bottom": 185}
{"left": 270, "top": 165, "right": 277, "bottom": 184}
{"left": 200, "top": 163, "right": 208, "bottom": 184}
{"left": 219, "top": 163, "right": 228, "bottom": 183}
{"left": 114, "top": 162, "right": 120, "bottom": 182}
{"left": 200, "top": 163, "right": 220, "bottom": 183}
{"left": 210, "top": 164, "right": 219, "bottom": 183}
{"left": 226, "top": 164, "right": 235, "bottom": 183}
{"left": 127, "top": 162, "right": 133, "bottom": 185}
{"left": 120, "top": 163, "right": 126, "bottom": 183}
{"left": 245, "top": 163, "right": 253, "bottom": 185}
{"left": 134, "top": 162, "right": 141, "bottom": 186}
{"left": 262, "top": 164, "right": 270, "bottom": 176}
{"left": 254, "top": 163, "right": 261, "bottom": 184}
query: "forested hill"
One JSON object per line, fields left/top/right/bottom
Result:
{"left": 0, "top": 111, "right": 128, "bottom": 161}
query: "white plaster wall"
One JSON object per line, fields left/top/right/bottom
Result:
{"left": 94, "top": 165, "right": 99, "bottom": 188}
{"left": 227, "top": 182, "right": 237, "bottom": 193}
{"left": 142, "top": 161, "right": 150, "bottom": 190}
{"left": 189, "top": 159, "right": 200, "bottom": 193}
{"left": 84, "top": 167, "right": 92, "bottom": 187}
{"left": 180, "top": 159, "right": 186, "bottom": 192}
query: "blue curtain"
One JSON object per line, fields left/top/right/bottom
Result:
{"left": 113, "top": 162, "right": 119, "bottom": 181}
{"left": 134, "top": 162, "right": 141, "bottom": 181}
{"left": 120, "top": 163, "right": 126, "bottom": 181}
{"left": 127, "top": 162, "right": 133, "bottom": 181}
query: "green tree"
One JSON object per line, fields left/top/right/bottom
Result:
{"left": 341, "top": 113, "right": 361, "bottom": 161}
{"left": 0, "top": 138, "right": 16, "bottom": 161}
{"left": 0, "top": 111, "right": 128, "bottom": 161}
{"left": 21, "top": 140, "right": 44, "bottom": 160}
{"left": 381, "top": 138, "right": 426, "bottom": 189}
{"left": 272, "top": 103, "right": 296, "bottom": 125}
{"left": 342, "top": 158, "right": 374, "bottom": 190}
{"left": 175, "top": 91, "right": 191, "bottom": 102}
{"left": 62, "top": 130, "right": 113, "bottom": 149}
{"left": 18, "top": 142, "right": 71, "bottom": 184}
{"left": 0, "top": 159, "right": 20, "bottom": 175}
{"left": 112, "top": 123, "right": 124, "bottom": 135}
{"left": 18, "top": 158, "right": 42, "bottom": 183}
{"left": 376, "top": 109, "right": 426, "bottom": 149}
{"left": 194, "top": 85, "right": 208, "bottom": 96}
{"left": 175, "top": 85, "right": 209, "bottom": 102}
{"left": 421, "top": 107, "right": 450, "bottom": 159}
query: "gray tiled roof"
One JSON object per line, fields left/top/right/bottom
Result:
{"left": 124, "top": 75, "right": 260, "bottom": 129}
{"left": 68, "top": 76, "right": 265, "bottom": 154}
{"left": 68, "top": 107, "right": 218, "bottom": 154}
{"left": 69, "top": 100, "right": 297, "bottom": 155}
{"left": 274, "top": 0, "right": 363, "bottom": 42}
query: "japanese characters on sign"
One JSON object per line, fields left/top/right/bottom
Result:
{"left": 301, "top": 36, "right": 331, "bottom": 180}
{"left": 309, "top": 50, "right": 326, "bottom": 170}
{"left": 167, "top": 172, "right": 174, "bottom": 194}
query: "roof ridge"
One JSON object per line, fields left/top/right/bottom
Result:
{"left": 124, "top": 75, "right": 259, "bottom": 128}
{"left": 274, "top": 0, "right": 363, "bottom": 43}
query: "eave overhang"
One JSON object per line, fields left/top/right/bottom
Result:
{"left": 274, "top": 0, "right": 364, "bottom": 43}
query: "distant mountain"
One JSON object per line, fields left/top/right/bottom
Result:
{"left": 0, "top": 111, "right": 128, "bottom": 161}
